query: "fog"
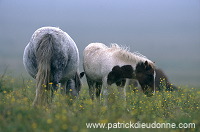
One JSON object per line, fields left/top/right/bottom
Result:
{"left": 0, "top": 0, "right": 200, "bottom": 86}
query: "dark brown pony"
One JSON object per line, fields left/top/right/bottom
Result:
{"left": 155, "top": 68, "right": 178, "bottom": 91}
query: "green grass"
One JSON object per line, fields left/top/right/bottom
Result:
{"left": 0, "top": 75, "right": 200, "bottom": 132}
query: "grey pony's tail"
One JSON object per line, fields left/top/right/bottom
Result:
{"left": 33, "top": 34, "right": 54, "bottom": 106}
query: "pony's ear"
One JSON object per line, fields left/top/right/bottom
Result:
{"left": 144, "top": 61, "right": 154, "bottom": 72}
{"left": 136, "top": 61, "right": 154, "bottom": 73}
{"left": 144, "top": 60, "right": 148, "bottom": 65}
{"left": 80, "top": 72, "right": 85, "bottom": 78}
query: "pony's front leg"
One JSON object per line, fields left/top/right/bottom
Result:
{"left": 117, "top": 86, "right": 126, "bottom": 102}
{"left": 50, "top": 82, "right": 59, "bottom": 98}
{"left": 123, "top": 79, "right": 130, "bottom": 102}
{"left": 101, "top": 77, "right": 111, "bottom": 106}
{"left": 117, "top": 79, "right": 130, "bottom": 107}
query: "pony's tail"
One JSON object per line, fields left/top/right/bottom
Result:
{"left": 33, "top": 34, "right": 54, "bottom": 107}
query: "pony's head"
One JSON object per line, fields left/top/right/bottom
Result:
{"left": 135, "top": 61, "right": 155, "bottom": 96}
{"left": 66, "top": 72, "right": 85, "bottom": 96}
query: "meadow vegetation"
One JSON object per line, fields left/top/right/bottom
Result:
{"left": 0, "top": 74, "right": 199, "bottom": 132}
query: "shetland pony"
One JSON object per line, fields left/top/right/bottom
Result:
{"left": 83, "top": 43, "right": 156, "bottom": 101}
{"left": 23, "top": 27, "right": 81, "bottom": 106}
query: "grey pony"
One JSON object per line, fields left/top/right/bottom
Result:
{"left": 23, "top": 26, "right": 81, "bottom": 106}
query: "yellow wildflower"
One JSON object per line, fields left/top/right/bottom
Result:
{"left": 47, "top": 119, "right": 53, "bottom": 124}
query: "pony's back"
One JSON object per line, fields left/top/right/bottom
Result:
{"left": 84, "top": 43, "right": 107, "bottom": 56}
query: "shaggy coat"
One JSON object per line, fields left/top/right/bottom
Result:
{"left": 23, "top": 27, "right": 80, "bottom": 106}
{"left": 83, "top": 43, "right": 156, "bottom": 99}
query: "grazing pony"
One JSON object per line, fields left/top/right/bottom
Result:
{"left": 116, "top": 68, "right": 178, "bottom": 92}
{"left": 83, "top": 43, "right": 156, "bottom": 101}
{"left": 23, "top": 27, "right": 81, "bottom": 106}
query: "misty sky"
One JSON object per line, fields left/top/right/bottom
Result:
{"left": 0, "top": 0, "right": 200, "bottom": 86}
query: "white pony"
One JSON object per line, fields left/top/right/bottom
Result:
{"left": 23, "top": 27, "right": 82, "bottom": 106}
{"left": 83, "top": 43, "right": 156, "bottom": 101}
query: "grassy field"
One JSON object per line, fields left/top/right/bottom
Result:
{"left": 0, "top": 74, "right": 200, "bottom": 132}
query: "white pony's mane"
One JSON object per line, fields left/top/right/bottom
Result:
{"left": 133, "top": 51, "right": 148, "bottom": 59}
{"left": 109, "top": 43, "right": 154, "bottom": 66}
{"left": 110, "top": 43, "right": 129, "bottom": 51}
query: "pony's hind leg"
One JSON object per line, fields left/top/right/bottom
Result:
{"left": 95, "top": 82, "right": 102, "bottom": 98}
{"left": 86, "top": 76, "right": 96, "bottom": 100}
{"left": 50, "top": 82, "right": 60, "bottom": 98}
{"left": 95, "top": 82, "right": 102, "bottom": 102}
{"left": 51, "top": 68, "right": 65, "bottom": 95}
{"left": 60, "top": 81, "right": 67, "bottom": 95}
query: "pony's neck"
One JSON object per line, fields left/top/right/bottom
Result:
{"left": 112, "top": 47, "right": 153, "bottom": 68}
